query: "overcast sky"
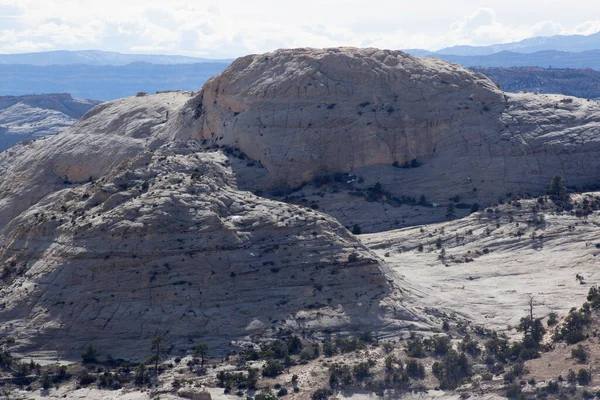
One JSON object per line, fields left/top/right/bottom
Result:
{"left": 1, "top": 0, "right": 600, "bottom": 58}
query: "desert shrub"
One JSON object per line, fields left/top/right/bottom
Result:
{"left": 385, "top": 355, "right": 402, "bottom": 373}
{"left": 405, "top": 359, "right": 425, "bottom": 379}
{"left": 323, "top": 340, "right": 336, "bottom": 357}
{"left": 352, "top": 361, "right": 371, "bottom": 380}
{"left": 351, "top": 224, "right": 362, "bottom": 235}
{"left": 459, "top": 335, "right": 481, "bottom": 357}
{"left": 381, "top": 342, "right": 394, "bottom": 353}
{"left": 329, "top": 363, "right": 353, "bottom": 387}
{"left": 312, "top": 388, "right": 332, "bottom": 400}
{"left": 41, "top": 372, "right": 51, "bottom": 390}
{"left": 299, "top": 344, "right": 319, "bottom": 361}
{"left": 262, "top": 360, "right": 284, "bottom": 377}
{"left": 359, "top": 331, "right": 375, "bottom": 343}
{"left": 81, "top": 344, "right": 98, "bottom": 363}
{"left": 432, "top": 350, "right": 470, "bottom": 389}
{"left": 277, "top": 387, "right": 288, "bottom": 397}
{"left": 405, "top": 334, "right": 425, "bottom": 358}
{"left": 505, "top": 383, "right": 522, "bottom": 399}
{"left": 134, "top": 363, "right": 150, "bottom": 385}
{"left": 335, "top": 337, "right": 364, "bottom": 353}
{"left": 0, "top": 350, "right": 13, "bottom": 370}
{"left": 78, "top": 371, "right": 97, "bottom": 386}
{"left": 572, "top": 344, "right": 588, "bottom": 363}
{"left": 287, "top": 336, "right": 302, "bottom": 355}
{"left": 553, "top": 307, "right": 590, "bottom": 344}
{"left": 52, "top": 365, "right": 70, "bottom": 384}
{"left": 430, "top": 335, "right": 451, "bottom": 356}
{"left": 546, "top": 380, "right": 559, "bottom": 393}
{"left": 217, "top": 368, "right": 258, "bottom": 390}
{"left": 98, "top": 372, "right": 122, "bottom": 390}
{"left": 587, "top": 286, "right": 600, "bottom": 309}
{"left": 255, "top": 389, "right": 278, "bottom": 400}
{"left": 578, "top": 368, "right": 591, "bottom": 385}
{"left": 547, "top": 312, "right": 558, "bottom": 326}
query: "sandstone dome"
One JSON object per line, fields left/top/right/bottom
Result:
{"left": 0, "top": 92, "right": 430, "bottom": 360}
{"left": 192, "top": 47, "right": 600, "bottom": 203}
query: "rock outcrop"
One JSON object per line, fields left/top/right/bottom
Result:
{"left": 0, "top": 92, "right": 430, "bottom": 360}
{"left": 194, "top": 48, "right": 600, "bottom": 205}
{"left": 0, "top": 93, "right": 101, "bottom": 152}
{"left": 3, "top": 47, "right": 600, "bottom": 360}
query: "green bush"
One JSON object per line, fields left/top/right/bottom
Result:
{"left": 134, "top": 363, "right": 150, "bottom": 385}
{"left": 262, "top": 360, "right": 284, "bottom": 377}
{"left": 78, "top": 372, "right": 97, "bottom": 386}
{"left": 572, "top": 344, "right": 588, "bottom": 363}
{"left": 352, "top": 361, "right": 371, "bottom": 380}
{"left": 255, "top": 389, "right": 278, "bottom": 400}
{"left": 312, "top": 388, "right": 332, "bottom": 400}
{"left": 405, "top": 359, "right": 425, "bottom": 380}
{"left": 578, "top": 368, "right": 591, "bottom": 385}
{"left": 329, "top": 363, "right": 352, "bottom": 387}
{"left": 405, "top": 334, "right": 425, "bottom": 358}
{"left": 81, "top": 344, "right": 98, "bottom": 364}
{"left": 431, "top": 350, "right": 470, "bottom": 389}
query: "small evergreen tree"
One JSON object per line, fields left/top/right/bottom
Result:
{"left": 151, "top": 334, "right": 166, "bottom": 378}
{"left": 81, "top": 344, "right": 98, "bottom": 364}
{"left": 548, "top": 175, "right": 567, "bottom": 199}
{"left": 195, "top": 343, "right": 209, "bottom": 367}
{"left": 445, "top": 203, "right": 456, "bottom": 220}
{"left": 134, "top": 363, "right": 150, "bottom": 385}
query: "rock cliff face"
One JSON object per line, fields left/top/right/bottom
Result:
{"left": 195, "top": 48, "right": 600, "bottom": 204}
{"left": 0, "top": 92, "right": 429, "bottom": 360}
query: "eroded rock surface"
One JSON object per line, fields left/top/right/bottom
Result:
{"left": 0, "top": 92, "right": 431, "bottom": 361}
{"left": 0, "top": 93, "right": 101, "bottom": 151}
{"left": 194, "top": 48, "right": 600, "bottom": 206}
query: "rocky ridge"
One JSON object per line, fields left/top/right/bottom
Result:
{"left": 194, "top": 48, "right": 600, "bottom": 208}
{"left": 0, "top": 92, "right": 430, "bottom": 361}
{"left": 0, "top": 93, "right": 101, "bottom": 152}
{"left": 1, "top": 47, "right": 600, "bottom": 362}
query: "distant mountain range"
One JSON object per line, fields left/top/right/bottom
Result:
{"left": 471, "top": 66, "right": 600, "bottom": 99}
{"left": 407, "top": 31, "right": 600, "bottom": 56}
{"left": 426, "top": 49, "right": 600, "bottom": 70}
{"left": 0, "top": 50, "right": 231, "bottom": 66}
{"left": 0, "top": 62, "right": 230, "bottom": 100}
{"left": 0, "top": 93, "right": 100, "bottom": 151}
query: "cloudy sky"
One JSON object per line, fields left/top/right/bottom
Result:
{"left": 1, "top": 0, "right": 599, "bottom": 58}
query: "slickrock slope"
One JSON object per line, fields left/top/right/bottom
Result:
{"left": 0, "top": 92, "right": 431, "bottom": 360}
{"left": 361, "top": 194, "right": 600, "bottom": 335}
{"left": 0, "top": 93, "right": 101, "bottom": 152}
{"left": 194, "top": 48, "right": 600, "bottom": 206}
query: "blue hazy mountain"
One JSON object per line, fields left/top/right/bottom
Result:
{"left": 0, "top": 62, "right": 230, "bottom": 100}
{"left": 0, "top": 50, "right": 231, "bottom": 66}
{"left": 436, "top": 32, "right": 600, "bottom": 56}
{"left": 427, "top": 50, "right": 600, "bottom": 70}
{"left": 405, "top": 31, "right": 600, "bottom": 57}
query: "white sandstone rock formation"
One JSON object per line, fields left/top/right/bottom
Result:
{"left": 193, "top": 48, "right": 600, "bottom": 205}
{"left": 0, "top": 92, "right": 431, "bottom": 361}
{"left": 0, "top": 93, "right": 101, "bottom": 151}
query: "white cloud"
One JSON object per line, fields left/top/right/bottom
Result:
{"left": 0, "top": 1, "right": 599, "bottom": 57}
